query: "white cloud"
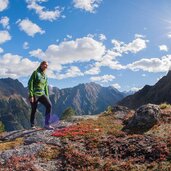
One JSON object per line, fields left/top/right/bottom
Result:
{"left": 17, "top": 18, "right": 45, "bottom": 37}
{"left": 95, "top": 60, "right": 125, "bottom": 71}
{"left": 130, "top": 87, "right": 141, "bottom": 92}
{"left": 29, "top": 36, "right": 105, "bottom": 64}
{"left": 90, "top": 74, "right": 115, "bottom": 83}
{"left": 26, "top": 0, "right": 62, "bottom": 21}
{"left": 28, "top": 35, "right": 150, "bottom": 81}
{"left": 57, "top": 66, "right": 84, "bottom": 80}
{"left": 84, "top": 36, "right": 147, "bottom": 75}
{"left": 0, "top": 0, "right": 8, "bottom": 12}
{"left": 84, "top": 66, "right": 100, "bottom": 75}
{"left": 0, "top": 16, "right": 10, "bottom": 29}
{"left": 99, "top": 34, "right": 106, "bottom": 41}
{"left": 112, "top": 36, "right": 148, "bottom": 54}
{"left": 46, "top": 69, "right": 57, "bottom": 79}
{"left": 96, "top": 35, "right": 148, "bottom": 70}
{"left": 73, "top": 0, "right": 102, "bottom": 13}
{"left": 159, "top": 45, "right": 168, "bottom": 52}
{"left": 66, "top": 34, "right": 72, "bottom": 39}
{"left": 23, "top": 42, "right": 29, "bottom": 49}
{"left": 29, "top": 49, "right": 62, "bottom": 72}
{"left": 29, "top": 48, "right": 45, "bottom": 57}
{"left": 64, "top": 35, "right": 73, "bottom": 41}
{"left": 49, "top": 63, "right": 63, "bottom": 73}
{"left": 112, "top": 83, "right": 121, "bottom": 89}
{"left": 127, "top": 55, "right": 171, "bottom": 72}
{"left": 0, "top": 30, "right": 11, "bottom": 44}
{"left": 0, "top": 47, "right": 4, "bottom": 53}
{"left": 30, "top": 36, "right": 134, "bottom": 76}
{"left": 87, "top": 33, "right": 95, "bottom": 38}
{"left": 135, "top": 34, "right": 145, "bottom": 38}
{"left": 97, "top": 50, "right": 125, "bottom": 69}
{"left": 0, "top": 53, "right": 39, "bottom": 78}
{"left": 85, "top": 49, "right": 125, "bottom": 75}
{"left": 168, "top": 33, "right": 171, "bottom": 38}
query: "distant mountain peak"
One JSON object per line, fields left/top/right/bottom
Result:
{"left": 50, "top": 81, "right": 125, "bottom": 115}
{"left": 0, "top": 77, "right": 27, "bottom": 97}
{"left": 118, "top": 71, "right": 171, "bottom": 109}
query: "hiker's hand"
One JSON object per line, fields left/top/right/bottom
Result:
{"left": 30, "top": 97, "right": 34, "bottom": 103}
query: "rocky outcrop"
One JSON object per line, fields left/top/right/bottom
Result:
{"left": 122, "top": 104, "right": 161, "bottom": 134}
{"left": 111, "top": 105, "right": 131, "bottom": 119}
{"left": 0, "top": 108, "right": 170, "bottom": 171}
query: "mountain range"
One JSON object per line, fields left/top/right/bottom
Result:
{"left": 118, "top": 70, "right": 171, "bottom": 109}
{"left": 2, "top": 70, "right": 171, "bottom": 131}
{"left": 49, "top": 82, "right": 126, "bottom": 117}
{"left": 0, "top": 78, "right": 126, "bottom": 131}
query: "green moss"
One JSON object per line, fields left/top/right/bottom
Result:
{"left": 160, "top": 103, "right": 171, "bottom": 109}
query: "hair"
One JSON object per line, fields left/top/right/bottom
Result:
{"left": 40, "top": 61, "right": 48, "bottom": 66}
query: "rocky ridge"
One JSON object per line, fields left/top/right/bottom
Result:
{"left": 0, "top": 104, "right": 170, "bottom": 170}
{"left": 118, "top": 70, "right": 171, "bottom": 109}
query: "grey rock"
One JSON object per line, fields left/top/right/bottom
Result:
{"left": 111, "top": 105, "right": 130, "bottom": 119}
{"left": 122, "top": 104, "right": 161, "bottom": 134}
{"left": 0, "top": 129, "right": 43, "bottom": 141}
{"left": 0, "top": 143, "right": 45, "bottom": 163}
{"left": 24, "top": 130, "right": 61, "bottom": 146}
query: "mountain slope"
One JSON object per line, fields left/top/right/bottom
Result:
{"left": 50, "top": 82, "right": 126, "bottom": 116}
{"left": 0, "top": 78, "right": 27, "bottom": 98}
{"left": 118, "top": 70, "right": 171, "bottom": 109}
{"left": 0, "top": 78, "right": 43, "bottom": 131}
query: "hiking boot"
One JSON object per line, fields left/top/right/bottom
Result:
{"left": 44, "top": 125, "right": 54, "bottom": 130}
{"left": 31, "top": 125, "right": 37, "bottom": 129}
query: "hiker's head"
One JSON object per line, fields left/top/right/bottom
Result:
{"left": 40, "top": 61, "right": 48, "bottom": 72}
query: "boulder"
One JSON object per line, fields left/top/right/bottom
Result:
{"left": 122, "top": 104, "right": 161, "bottom": 134}
{"left": 111, "top": 105, "right": 130, "bottom": 119}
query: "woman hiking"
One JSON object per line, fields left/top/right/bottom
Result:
{"left": 28, "top": 61, "right": 54, "bottom": 130}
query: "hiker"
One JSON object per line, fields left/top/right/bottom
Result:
{"left": 28, "top": 61, "right": 54, "bottom": 130}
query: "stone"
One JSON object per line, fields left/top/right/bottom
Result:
{"left": 122, "top": 104, "right": 161, "bottom": 134}
{"left": 111, "top": 105, "right": 130, "bottom": 119}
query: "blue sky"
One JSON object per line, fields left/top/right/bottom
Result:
{"left": 1, "top": 0, "right": 171, "bottom": 91}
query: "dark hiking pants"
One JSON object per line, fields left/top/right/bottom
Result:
{"left": 30, "top": 95, "right": 52, "bottom": 126}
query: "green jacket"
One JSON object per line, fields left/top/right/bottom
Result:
{"left": 28, "top": 67, "right": 49, "bottom": 97}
